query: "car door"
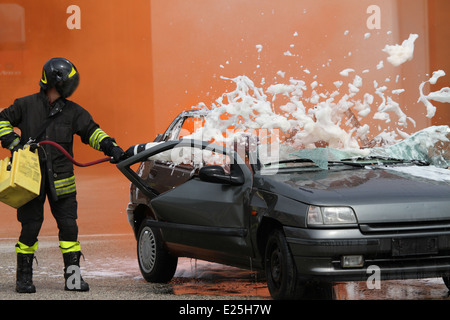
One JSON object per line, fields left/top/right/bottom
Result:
{"left": 151, "top": 173, "right": 251, "bottom": 251}
{"left": 117, "top": 140, "right": 255, "bottom": 262}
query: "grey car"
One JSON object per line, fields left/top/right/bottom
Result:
{"left": 117, "top": 110, "right": 450, "bottom": 299}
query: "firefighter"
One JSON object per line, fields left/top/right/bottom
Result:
{"left": 0, "top": 57, "right": 126, "bottom": 293}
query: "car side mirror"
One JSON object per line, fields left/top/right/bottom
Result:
{"left": 199, "top": 165, "right": 244, "bottom": 186}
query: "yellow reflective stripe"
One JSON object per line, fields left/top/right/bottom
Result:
{"left": 15, "top": 241, "right": 39, "bottom": 254}
{"left": 59, "top": 241, "right": 81, "bottom": 254}
{"left": 41, "top": 71, "right": 47, "bottom": 84}
{"left": 56, "top": 184, "right": 77, "bottom": 196}
{"left": 54, "top": 176, "right": 76, "bottom": 196}
{"left": 89, "top": 128, "right": 109, "bottom": 150}
{"left": 68, "top": 67, "right": 77, "bottom": 78}
{"left": 0, "top": 121, "right": 12, "bottom": 126}
{"left": 0, "top": 127, "right": 13, "bottom": 137}
{"left": 54, "top": 176, "right": 75, "bottom": 188}
{"left": 7, "top": 137, "right": 20, "bottom": 150}
{"left": 0, "top": 121, "right": 14, "bottom": 137}
{"left": 88, "top": 128, "right": 101, "bottom": 148}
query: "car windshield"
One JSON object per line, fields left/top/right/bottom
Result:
{"left": 259, "top": 125, "right": 450, "bottom": 170}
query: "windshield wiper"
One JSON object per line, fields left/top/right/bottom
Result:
{"left": 328, "top": 160, "right": 367, "bottom": 168}
{"left": 264, "top": 156, "right": 430, "bottom": 170}
{"left": 263, "top": 158, "right": 316, "bottom": 166}
{"left": 264, "top": 158, "right": 367, "bottom": 169}
{"left": 339, "top": 156, "right": 430, "bottom": 166}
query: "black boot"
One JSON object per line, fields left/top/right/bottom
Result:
{"left": 16, "top": 253, "right": 36, "bottom": 293}
{"left": 63, "top": 251, "right": 89, "bottom": 291}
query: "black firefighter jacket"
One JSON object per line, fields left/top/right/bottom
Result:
{"left": 0, "top": 90, "right": 112, "bottom": 201}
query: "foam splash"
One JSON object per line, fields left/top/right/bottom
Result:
{"left": 192, "top": 73, "right": 394, "bottom": 150}
{"left": 428, "top": 87, "right": 450, "bottom": 104}
{"left": 382, "top": 33, "right": 419, "bottom": 66}
{"left": 137, "top": 30, "right": 449, "bottom": 169}
{"left": 418, "top": 70, "right": 449, "bottom": 118}
{"left": 186, "top": 32, "right": 449, "bottom": 159}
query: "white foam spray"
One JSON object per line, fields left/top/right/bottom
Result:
{"left": 143, "top": 30, "right": 449, "bottom": 168}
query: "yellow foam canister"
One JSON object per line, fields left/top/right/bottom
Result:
{"left": 0, "top": 146, "right": 41, "bottom": 208}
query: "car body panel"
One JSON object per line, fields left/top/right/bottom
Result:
{"left": 118, "top": 138, "right": 258, "bottom": 267}
{"left": 256, "top": 166, "right": 450, "bottom": 223}
{"left": 118, "top": 110, "right": 450, "bottom": 285}
{"left": 150, "top": 177, "right": 253, "bottom": 257}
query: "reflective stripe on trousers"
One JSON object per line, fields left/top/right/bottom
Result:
{"left": 15, "top": 241, "right": 81, "bottom": 254}
{"left": 15, "top": 241, "right": 39, "bottom": 254}
{"left": 54, "top": 175, "right": 76, "bottom": 197}
{"left": 59, "top": 241, "right": 81, "bottom": 254}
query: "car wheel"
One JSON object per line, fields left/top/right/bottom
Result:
{"left": 137, "top": 219, "right": 178, "bottom": 283}
{"left": 264, "top": 229, "right": 304, "bottom": 299}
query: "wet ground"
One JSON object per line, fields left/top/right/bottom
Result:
{"left": 0, "top": 233, "right": 269, "bottom": 300}
{"left": 1, "top": 232, "right": 449, "bottom": 301}
{"left": 0, "top": 165, "right": 449, "bottom": 300}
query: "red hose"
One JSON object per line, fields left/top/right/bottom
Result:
{"left": 38, "top": 140, "right": 111, "bottom": 167}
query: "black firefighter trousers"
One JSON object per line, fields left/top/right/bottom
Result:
{"left": 16, "top": 171, "right": 79, "bottom": 254}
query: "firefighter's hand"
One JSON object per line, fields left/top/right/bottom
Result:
{"left": 9, "top": 143, "right": 23, "bottom": 161}
{"left": 11, "top": 144, "right": 23, "bottom": 153}
{"left": 110, "top": 146, "right": 127, "bottom": 163}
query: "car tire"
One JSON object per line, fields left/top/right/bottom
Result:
{"left": 443, "top": 276, "right": 450, "bottom": 291}
{"left": 137, "top": 219, "right": 178, "bottom": 283}
{"left": 264, "top": 229, "right": 304, "bottom": 299}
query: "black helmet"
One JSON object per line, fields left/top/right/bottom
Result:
{"left": 39, "top": 57, "right": 80, "bottom": 98}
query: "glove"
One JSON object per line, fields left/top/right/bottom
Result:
{"left": 9, "top": 143, "right": 22, "bottom": 162}
{"left": 99, "top": 137, "right": 127, "bottom": 163}
{"left": 11, "top": 143, "right": 23, "bottom": 153}
{"left": 1, "top": 132, "right": 21, "bottom": 152}
{"left": 110, "top": 145, "right": 126, "bottom": 163}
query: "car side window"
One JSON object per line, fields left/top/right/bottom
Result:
{"left": 143, "top": 159, "right": 196, "bottom": 194}
{"left": 144, "top": 144, "right": 230, "bottom": 194}
{"left": 168, "top": 116, "right": 205, "bottom": 141}
{"left": 163, "top": 115, "right": 255, "bottom": 175}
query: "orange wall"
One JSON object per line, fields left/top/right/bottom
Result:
{"left": 428, "top": 0, "right": 450, "bottom": 125}
{"left": 0, "top": 0, "right": 154, "bottom": 160}
{"left": 151, "top": 0, "right": 449, "bottom": 136}
{"left": 0, "top": 0, "right": 448, "bottom": 161}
